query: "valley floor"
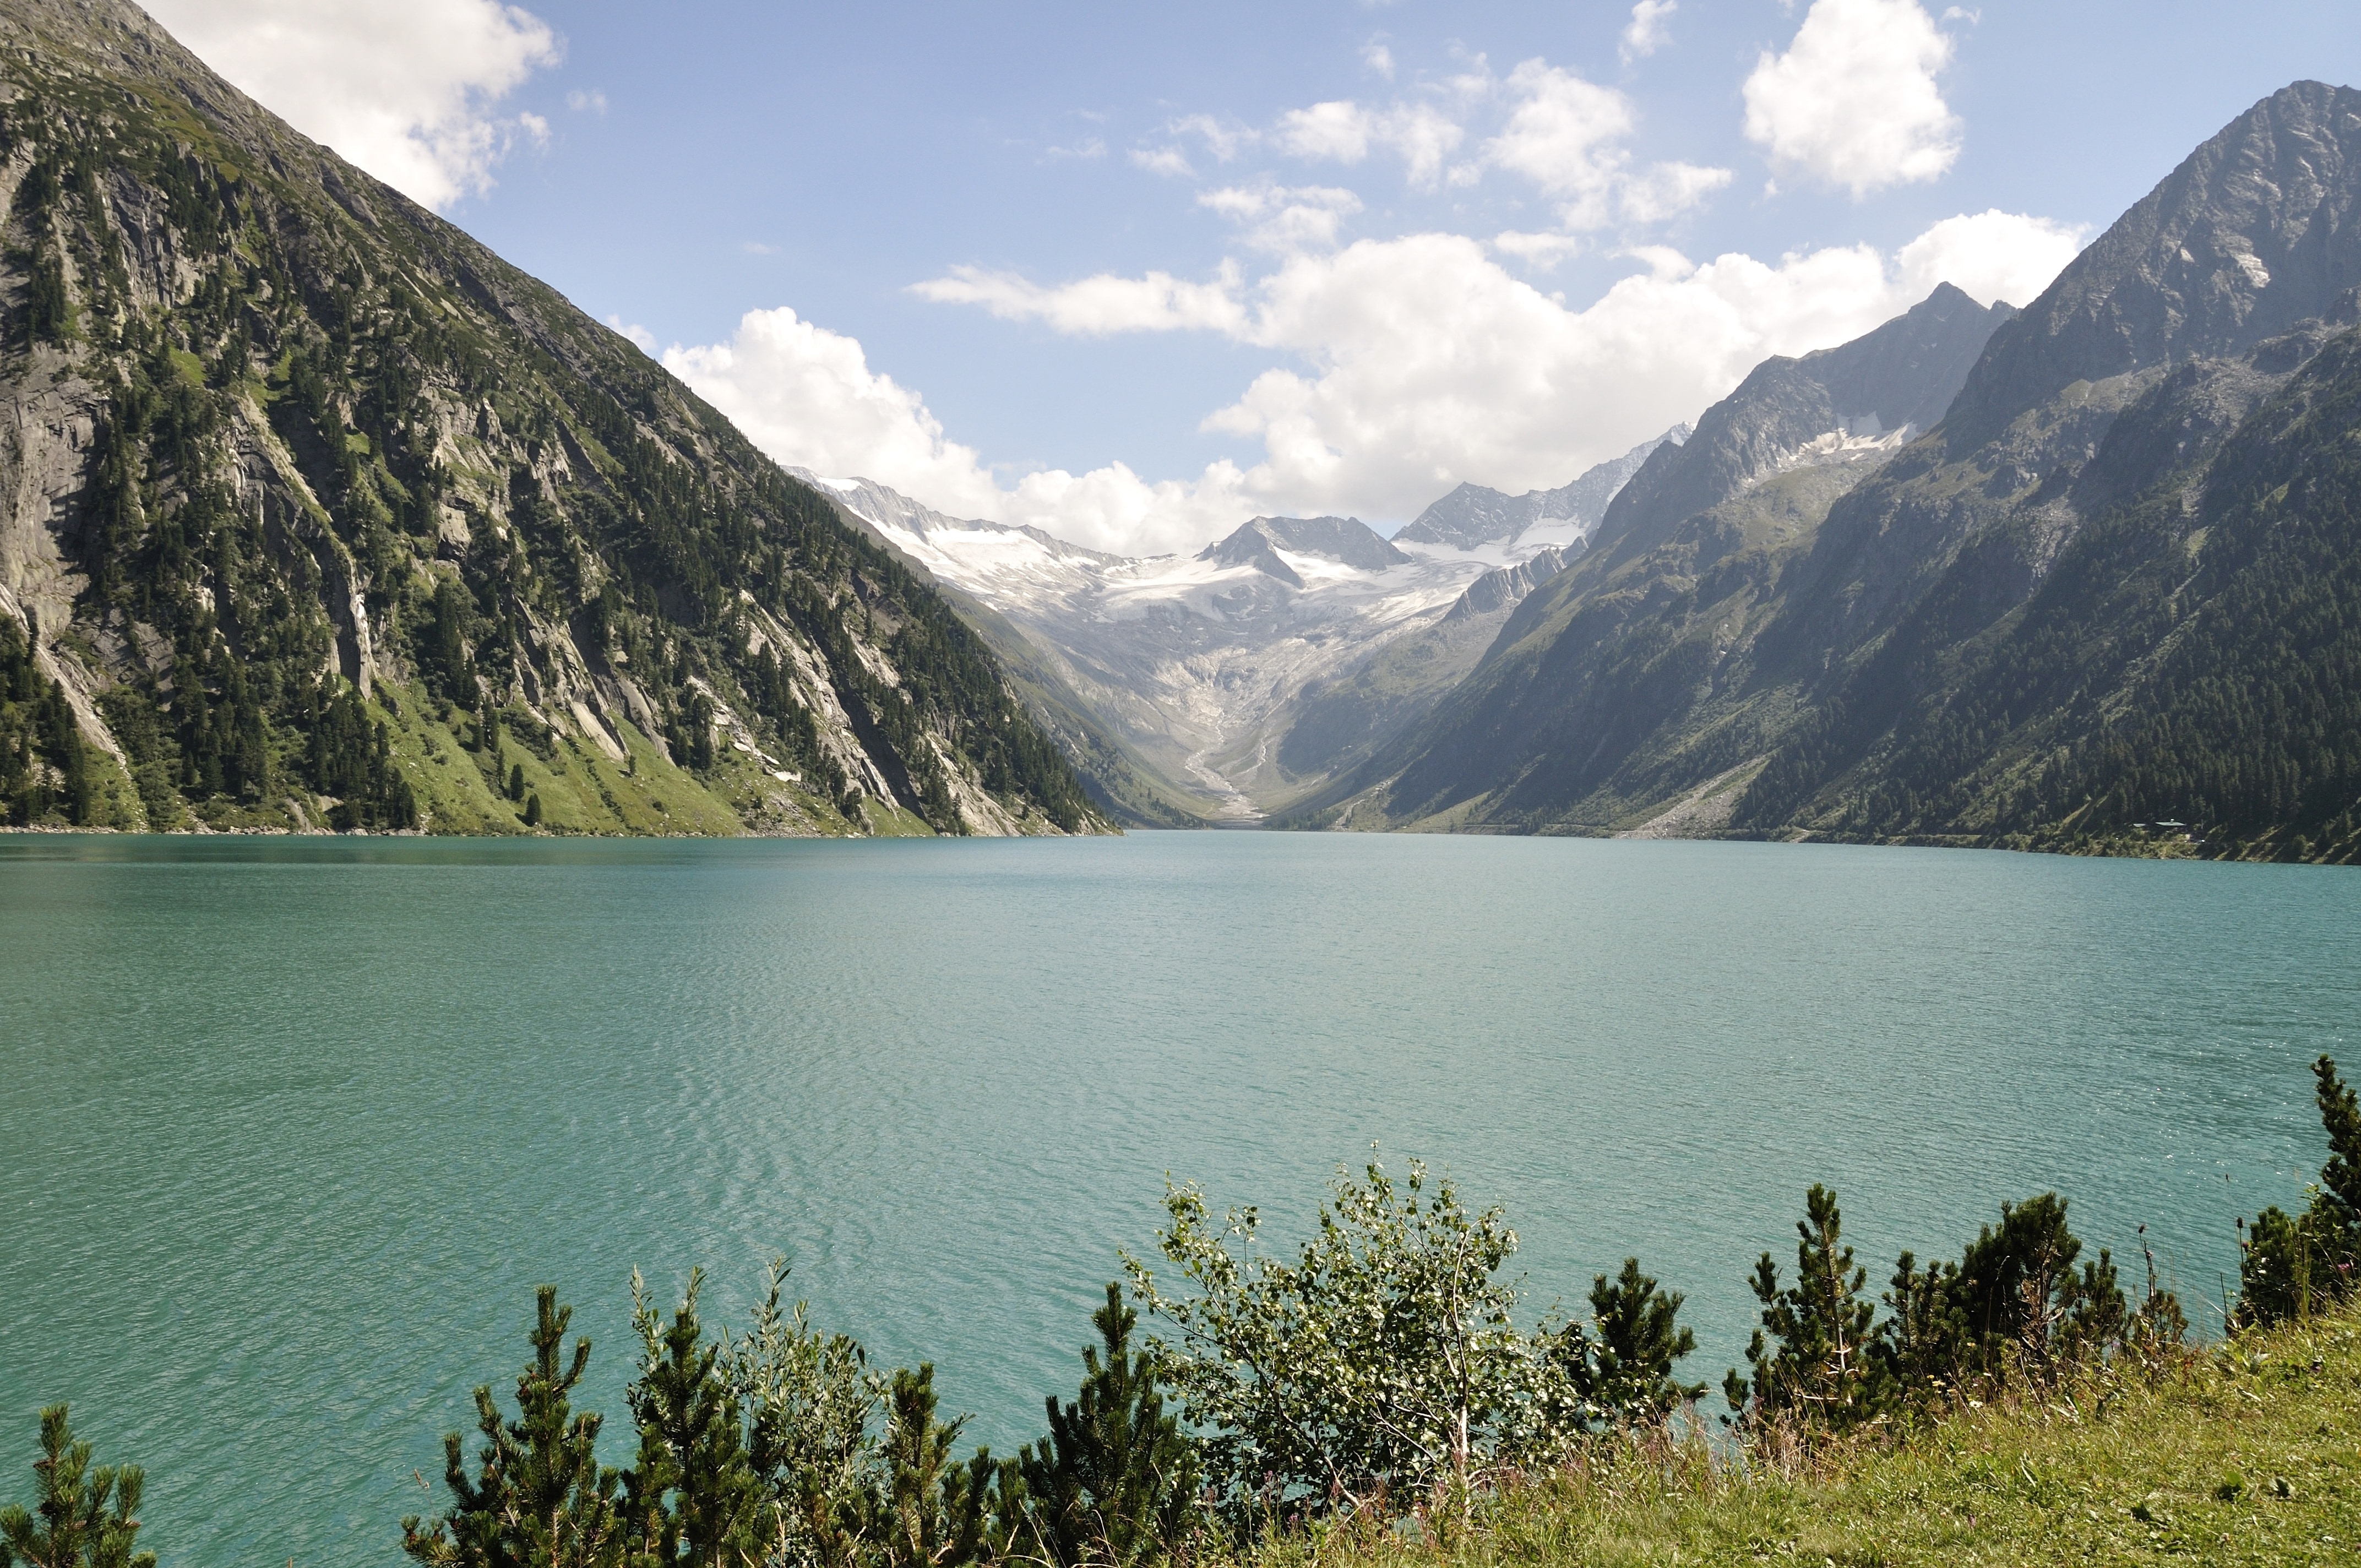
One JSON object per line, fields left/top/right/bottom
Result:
{"left": 1239, "top": 1303, "right": 2361, "bottom": 1568}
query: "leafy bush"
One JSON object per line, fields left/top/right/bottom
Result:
{"left": 1123, "top": 1159, "right": 1697, "bottom": 1525}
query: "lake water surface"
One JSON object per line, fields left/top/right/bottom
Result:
{"left": 1, "top": 832, "right": 2352, "bottom": 1565}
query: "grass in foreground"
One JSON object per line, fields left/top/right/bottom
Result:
{"left": 1246, "top": 1306, "right": 2361, "bottom": 1568}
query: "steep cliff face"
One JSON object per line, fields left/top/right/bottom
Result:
{"left": 1292, "top": 83, "right": 2361, "bottom": 863}
{"left": 0, "top": 0, "right": 1100, "bottom": 836}
{"left": 1945, "top": 80, "right": 2361, "bottom": 448}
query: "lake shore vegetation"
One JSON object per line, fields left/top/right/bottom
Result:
{"left": 8, "top": 1058, "right": 2358, "bottom": 1568}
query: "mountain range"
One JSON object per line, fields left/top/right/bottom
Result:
{"left": 6, "top": 0, "right": 2355, "bottom": 864}
{"left": 807, "top": 430, "right": 1679, "bottom": 824}
{"left": 1282, "top": 80, "right": 2361, "bottom": 865}
{"left": 0, "top": 0, "right": 1100, "bottom": 837}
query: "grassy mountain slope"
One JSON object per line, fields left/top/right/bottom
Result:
{"left": 0, "top": 0, "right": 1102, "bottom": 837}
{"left": 1291, "top": 83, "right": 2361, "bottom": 864}
{"left": 1253, "top": 1302, "right": 2361, "bottom": 1568}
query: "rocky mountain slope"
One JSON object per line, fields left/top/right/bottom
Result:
{"left": 1290, "top": 81, "right": 2361, "bottom": 865}
{"left": 0, "top": 0, "right": 1099, "bottom": 836}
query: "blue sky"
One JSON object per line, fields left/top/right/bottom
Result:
{"left": 150, "top": 2, "right": 2361, "bottom": 551}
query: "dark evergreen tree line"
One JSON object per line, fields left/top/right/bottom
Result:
{"left": 0, "top": 613, "right": 94, "bottom": 826}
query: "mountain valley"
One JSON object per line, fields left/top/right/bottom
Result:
{"left": 809, "top": 430, "right": 1681, "bottom": 822}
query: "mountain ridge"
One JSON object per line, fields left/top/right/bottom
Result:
{"left": 1394, "top": 428, "right": 1688, "bottom": 552}
{"left": 0, "top": 0, "right": 1103, "bottom": 837}
{"left": 1285, "top": 80, "right": 2361, "bottom": 866}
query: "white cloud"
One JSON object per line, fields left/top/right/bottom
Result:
{"left": 1483, "top": 61, "right": 1633, "bottom": 217}
{"left": 605, "top": 315, "right": 657, "bottom": 355}
{"left": 1480, "top": 61, "right": 1727, "bottom": 228}
{"left": 910, "top": 263, "right": 1250, "bottom": 337}
{"left": 1362, "top": 40, "right": 1396, "bottom": 80}
{"left": 1171, "top": 113, "right": 1259, "bottom": 163}
{"left": 144, "top": 0, "right": 562, "bottom": 210}
{"left": 565, "top": 88, "right": 605, "bottom": 115}
{"left": 1618, "top": 161, "right": 1736, "bottom": 224}
{"left": 1198, "top": 183, "right": 1364, "bottom": 255}
{"left": 1492, "top": 231, "right": 1588, "bottom": 270}
{"left": 1620, "top": 1, "right": 1678, "bottom": 63}
{"left": 905, "top": 208, "right": 2083, "bottom": 538}
{"left": 1046, "top": 138, "right": 1108, "bottom": 161}
{"left": 1275, "top": 100, "right": 1465, "bottom": 189}
{"left": 1129, "top": 146, "right": 1196, "bottom": 179}
{"left": 1894, "top": 209, "right": 2086, "bottom": 307}
{"left": 661, "top": 308, "right": 1249, "bottom": 555}
{"left": 1742, "top": 0, "right": 1962, "bottom": 198}
{"left": 664, "top": 308, "right": 1011, "bottom": 524}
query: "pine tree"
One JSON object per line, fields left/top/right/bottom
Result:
{"left": 621, "top": 1271, "right": 763, "bottom": 1568}
{"left": 1726, "top": 1185, "right": 1895, "bottom": 1431}
{"left": 509, "top": 762, "right": 526, "bottom": 802}
{"left": 1949, "top": 1194, "right": 2125, "bottom": 1383}
{"left": 1009, "top": 1284, "right": 1199, "bottom": 1568}
{"left": 402, "top": 1287, "right": 629, "bottom": 1568}
{"left": 1573, "top": 1259, "right": 1704, "bottom": 1422}
{"left": 525, "top": 793, "right": 543, "bottom": 827}
{"left": 2318, "top": 1054, "right": 2361, "bottom": 1222}
{"left": 867, "top": 1368, "right": 991, "bottom": 1568}
{"left": 2240, "top": 1056, "right": 2361, "bottom": 1325}
{"left": 0, "top": 1407, "right": 155, "bottom": 1568}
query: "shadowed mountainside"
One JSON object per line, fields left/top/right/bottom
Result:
{"left": 1287, "top": 83, "right": 2361, "bottom": 865}
{"left": 0, "top": 0, "right": 1101, "bottom": 837}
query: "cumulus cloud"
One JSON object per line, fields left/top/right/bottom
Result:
{"left": 1483, "top": 62, "right": 1633, "bottom": 212}
{"left": 1742, "top": 0, "right": 1962, "bottom": 197}
{"left": 1129, "top": 146, "right": 1196, "bottom": 179}
{"left": 1479, "top": 61, "right": 1727, "bottom": 228}
{"left": 661, "top": 309, "right": 1250, "bottom": 556}
{"left": 1490, "top": 231, "right": 1588, "bottom": 270}
{"left": 668, "top": 203, "right": 2082, "bottom": 556}
{"left": 145, "top": 0, "right": 562, "bottom": 210}
{"left": 663, "top": 308, "right": 1011, "bottom": 524}
{"left": 1618, "top": 161, "right": 1736, "bottom": 224}
{"left": 1620, "top": 1, "right": 1678, "bottom": 63}
{"left": 1362, "top": 40, "right": 1396, "bottom": 80}
{"left": 1894, "top": 209, "right": 2087, "bottom": 307}
{"left": 902, "top": 209, "right": 2083, "bottom": 538}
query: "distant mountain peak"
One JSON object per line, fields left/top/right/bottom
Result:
{"left": 1395, "top": 427, "right": 1688, "bottom": 552}
{"left": 1199, "top": 516, "right": 1411, "bottom": 577}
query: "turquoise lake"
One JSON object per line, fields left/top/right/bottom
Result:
{"left": 0, "top": 832, "right": 2352, "bottom": 1564}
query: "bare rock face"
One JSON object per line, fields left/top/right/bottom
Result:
{"left": 1592, "top": 284, "right": 2016, "bottom": 569}
{"left": 0, "top": 0, "right": 1101, "bottom": 836}
{"left": 1948, "top": 80, "right": 2361, "bottom": 449}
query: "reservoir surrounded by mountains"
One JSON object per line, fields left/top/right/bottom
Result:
{"left": 2, "top": 832, "right": 2349, "bottom": 1567}
{"left": 6, "top": 3, "right": 2361, "bottom": 1566}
